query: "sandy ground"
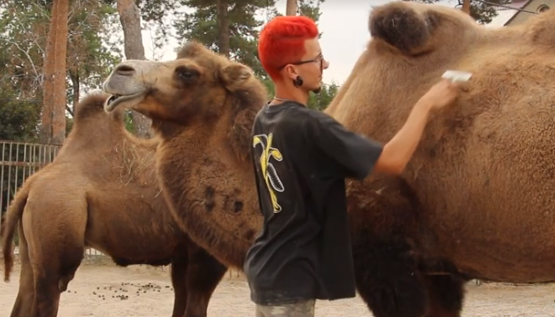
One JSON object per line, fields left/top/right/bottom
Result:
{"left": 1, "top": 261, "right": 555, "bottom": 317}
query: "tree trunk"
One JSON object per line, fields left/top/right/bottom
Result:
{"left": 116, "top": 0, "right": 152, "bottom": 138}
{"left": 40, "top": 0, "right": 69, "bottom": 145}
{"left": 69, "top": 69, "right": 79, "bottom": 116}
{"left": 286, "top": 0, "right": 297, "bottom": 15}
{"left": 462, "top": 0, "right": 471, "bottom": 14}
{"left": 217, "top": 0, "right": 230, "bottom": 57}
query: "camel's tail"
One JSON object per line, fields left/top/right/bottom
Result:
{"left": 2, "top": 184, "right": 29, "bottom": 282}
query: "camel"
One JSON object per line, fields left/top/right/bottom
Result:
{"left": 1, "top": 91, "right": 227, "bottom": 317}
{"left": 101, "top": 4, "right": 555, "bottom": 316}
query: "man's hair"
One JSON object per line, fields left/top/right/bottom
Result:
{"left": 258, "top": 15, "right": 319, "bottom": 80}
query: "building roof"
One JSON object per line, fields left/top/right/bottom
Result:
{"left": 485, "top": 0, "right": 531, "bottom": 27}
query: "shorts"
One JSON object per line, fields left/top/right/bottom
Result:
{"left": 255, "top": 299, "right": 316, "bottom": 317}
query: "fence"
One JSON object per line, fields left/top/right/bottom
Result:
{"left": 0, "top": 140, "right": 60, "bottom": 218}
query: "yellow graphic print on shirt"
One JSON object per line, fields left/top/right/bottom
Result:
{"left": 253, "top": 133, "right": 284, "bottom": 213}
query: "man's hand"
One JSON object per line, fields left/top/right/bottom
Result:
{"left": 418, "top": 79, "right": 463, "bottom": 111}
{"left": 372, "top": 78, "right": 464, "bottom": 175}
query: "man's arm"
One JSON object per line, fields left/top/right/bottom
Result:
{"left": 310, "top": 79, "right": 461, "bottom": 177}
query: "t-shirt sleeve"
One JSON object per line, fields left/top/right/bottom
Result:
{"left": 307, "top": 112, "right": 383, "bottom": 180}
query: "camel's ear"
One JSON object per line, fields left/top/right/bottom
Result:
{"left": 369, "top": 2, "right": 437, "bottom": 54}
{"left": 221, "top": 63, "right": 254, "bottom": 92}
{"left": 176, "top": 41, "right": 206, "bottom": 59}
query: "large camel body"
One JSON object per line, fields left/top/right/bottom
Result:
{"left": 327, "top": 0, "right": 555, "bottom": 284}
{"left": 1, "top": 92, "right": 227, "bottom": 317}
{"left": 101, "top": 3, "right": 555, "bottom": 316}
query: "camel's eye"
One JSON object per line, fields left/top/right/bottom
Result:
{"left": 175, "top": 66, "right": 199, "bottom": 83}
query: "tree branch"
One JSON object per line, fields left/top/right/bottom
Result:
{"left": 66, "top": 105, "right": 74, "bottom": 117}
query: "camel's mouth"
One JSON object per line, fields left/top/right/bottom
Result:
{"left": 103, "top": 92, "right": 145, "bottom": 113}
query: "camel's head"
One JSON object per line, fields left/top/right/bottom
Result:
{"left": 368, "top": 1, "right": 478, "bottom": 56}
{"left": 102, "top": 41, "right": 265, "bottom": 126}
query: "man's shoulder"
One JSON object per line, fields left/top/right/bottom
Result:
{"left": 301, "top": 108, "right": 336, "bottom": 126}
{"left": 276, "top": 103, "right": 336, "bottom": 127}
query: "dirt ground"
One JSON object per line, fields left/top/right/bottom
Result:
{"left": 1, "top": 261, "right": 554, "bottom": 317}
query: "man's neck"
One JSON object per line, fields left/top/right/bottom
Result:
{"left": 271, "top": 83, "right": 309, "bottom": 106}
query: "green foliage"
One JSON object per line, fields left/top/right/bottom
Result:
{"left": 66, "top": 1, "right": 123, "bottom": 92}
{"left": 134, "top": 0, "right": 182, "bottom": 55}
{"left": 261, "top": 78, "right": 338, "bottom": 111}
{"left": 0, "top": 94, "right": 40, "bottom": 142}
{"left": 0, "top": 0, "right": 123, "bottom": 142}
{"left": 413, "top": 0, "right": 508, "bottom": 24}
{"left": 122, "top": 110, "right": 141, "bottom": 134}
{"left": 173, "top": 0, "right": 332, "bottom": 90}
{"left": 264, "top": 0, "right": 325, "bottom": 39}
{"left": 0, "top": 0, "right": 338, "bottom": 142}
{"left": 308, "top": 83, "right": 338, "bottom": 111}
{"left": 0, "top": 1, "right": 48, "bottom": 98}
{"left": 173, "top": 0, "right": 277, "bottom": 78}
{"left": 467, "top": 0, "right": 510, "bottom": 24}
{"left": 295, "top": 0, "right": 325, "bottom": 39}
{"left": 137, "top": 0, "right": 178, "bottom": 22}
{"left": 298, "top": 0, "right": 324, "bottom": 21}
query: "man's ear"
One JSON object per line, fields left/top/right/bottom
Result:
{"left": 284, "top": 65, "right": 298, "bottom": 80}
{"left": 221, "top": 63, "right": 253, "bottom": 91}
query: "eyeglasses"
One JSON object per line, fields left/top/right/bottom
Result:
{"left": 278, "top": 53, "right": 325, "bottom": 71}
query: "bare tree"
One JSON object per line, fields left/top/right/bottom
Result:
{"left": 116, "top": 0, "right": 152, "bottom": 138}
{"left": 40, "top": 0, "right": 69, "bottom": 145}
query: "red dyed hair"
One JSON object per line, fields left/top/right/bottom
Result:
{"left": 258, "top": 15, "right": 319, "bottom": 81}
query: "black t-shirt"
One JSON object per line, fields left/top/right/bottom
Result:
{"left": 243, "top": 101, "right": 383, "bottom": 305}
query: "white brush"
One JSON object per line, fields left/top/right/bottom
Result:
{"left": 442, "top": 70, "right": 472, "bottom": 83}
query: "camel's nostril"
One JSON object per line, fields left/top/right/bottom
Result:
{"left": 115, "top": 65, "right": 135, "bottom": 76}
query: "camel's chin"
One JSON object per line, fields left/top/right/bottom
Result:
{"left": 103, "top": 92, "right": 145, "bottom": 113}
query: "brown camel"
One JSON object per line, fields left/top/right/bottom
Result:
{"left": 103, "top": 47, "right": 267, "bottom": 269}
{"left": 1, "top": 91, "right": 227, "bottom": 317}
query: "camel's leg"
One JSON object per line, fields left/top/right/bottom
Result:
{"left": 353, "top": 238, "right": 428, "bottom": 317}
{"left": 170, "top": 250, "right": 189, "bottom": 317}
{"left": 29, "top": 248, "right": 82, "bottom": 317}
{"left": 423, "top": 275, "right": 465, "bottom": 317}
{"left": 23, "top": 206, "right": 85, "bottom": 317}
{"left": 9, "top": 224, "right": 35, "bottom": 317}
{"left": 183, "top": 245, "right": 228, "bottom": 317}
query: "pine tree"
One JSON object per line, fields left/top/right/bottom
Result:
{"left": 173, "top": 0, "right": 278, "bottom": 78}
{"left": 174, "top": 0, "right": 336, "bottom": 109}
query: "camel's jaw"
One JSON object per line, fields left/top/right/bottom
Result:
{"left": 103, "top": 91, "right": 146, "bottom": 113}
{"left": 102, "top": 75, "right": 147, "bottom": 113}
{"left": 102, "top": 60, "right": 166, "bottom": 114}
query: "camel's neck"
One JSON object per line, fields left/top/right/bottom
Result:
{"left": 155, "top": 119, "right": 262, "bottom": 268}
{"left": 151, "top": 120, "right": 186, "bottom": 141}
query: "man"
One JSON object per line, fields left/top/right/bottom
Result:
{"left": 243, "top": 15, "right": 462, "bottom": 317}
